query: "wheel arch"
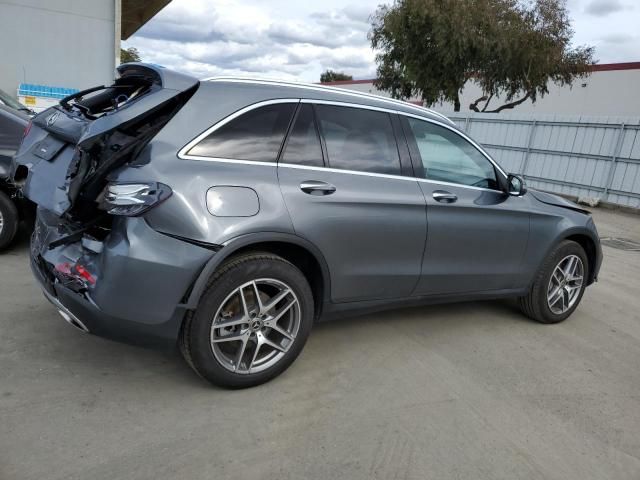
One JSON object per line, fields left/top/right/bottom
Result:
{"left": 564, "top": 232, "right": 598, "bottom": 285}
{"left": 184, "top": 232, "right": 331, "bottom": 320}
{"left": 535, "top": 226, "right": 599, "bottom": 287}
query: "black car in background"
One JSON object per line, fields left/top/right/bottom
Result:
{"left": 0, "top": 87, "right": 35, "bottom": 115}
{"left": 0, "top": 103, "right": 31, "bottom": 250}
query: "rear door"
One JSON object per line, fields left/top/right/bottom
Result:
{"left": 278, "top": 102, "right": 426, "bottom": 302}
{"left": 401, "top": 116, "right": 530, "bottom": 296}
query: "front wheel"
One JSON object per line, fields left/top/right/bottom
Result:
{"left": 0, "top": 190, "right": 19, "bottom": 251}
{"left": 519, "top": 240, "right": 589, "bottom": 324}
{"left": 180, "top": 252, "right": 314, "bottom": 388}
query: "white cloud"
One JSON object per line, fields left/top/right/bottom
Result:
{"left": 584, "top": 0, "right": 626, "bottom": 16}
{"left": 123, "top": 0, "right": 640, "bottom": 82}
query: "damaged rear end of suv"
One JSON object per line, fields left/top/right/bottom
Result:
{"left": 13, "top": 63, "right": 602, "bottom": 389}
{"left": 11, "top": 63, "right": 208, "bottom": 345}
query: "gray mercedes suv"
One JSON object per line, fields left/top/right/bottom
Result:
{"left": 12, "top": 64, "right": 602, "bottom": 388}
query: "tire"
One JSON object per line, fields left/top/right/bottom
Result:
{"left": 519, "top": 240, "right": 589, "bottom": 324}
{"left": 180, "top": 252, "right": 314, "bottom": 388}
{"left": 0, "top": 190, "right": 19, "bottom": 252}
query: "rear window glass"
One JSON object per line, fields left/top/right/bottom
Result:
{"left": 280, "top": 104, "right": 324, "bottom": 167}
{"left": 315, "top": 104, "right": 400, "bottom": 175}
{"left": 188, "top": 103, "right": 296, "bottom": 162}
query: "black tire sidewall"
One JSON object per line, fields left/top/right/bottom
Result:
{"left": 0, "top": 190, "right": 19, "bottom": 251}
{"left": 535, "top": 241, "right": 589, "bottom": 323}
{"left": 188, "top": 256, "right": 314, "bottom": 388}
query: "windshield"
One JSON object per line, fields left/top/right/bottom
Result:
{"left": 0, "top": 88, "right": 30, "bottom": 112}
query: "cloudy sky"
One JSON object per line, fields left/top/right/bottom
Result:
{"left": 122, "top": 0, "right": 640, "bottom": 82}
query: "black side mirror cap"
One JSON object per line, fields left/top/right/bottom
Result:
{"left": 507, "top": 174, "right": 527, "bottom": 196}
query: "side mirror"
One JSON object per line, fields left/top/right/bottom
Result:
{"left": 507, "top": 174, "right": 527, "bottom": 196}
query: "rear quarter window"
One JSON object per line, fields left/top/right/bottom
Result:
{"left": 187, "top": 103, "right": 296, "bottom": 162}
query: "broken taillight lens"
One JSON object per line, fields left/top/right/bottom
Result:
{"left": 55, "top": 262, "right": 96, "bottom": 286}
{"left": 98, "top": 182, "right": 172, "bottom": 216}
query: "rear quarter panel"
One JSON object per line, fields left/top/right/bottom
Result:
{"left": 110, "top": 83, "right": 299, "bottom": 243}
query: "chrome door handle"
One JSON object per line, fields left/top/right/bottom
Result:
{"left": 432, "top": 190, "right": 457, "bottom": 203}
{"left": 300, "top": 181, "right": 336, "bottom": 195}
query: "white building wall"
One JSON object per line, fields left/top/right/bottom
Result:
{"left": 331, "top": 68, "right": 640, "bottom": 117}
{"left": 0, "top": 0, "right": 117, "bottom": 96}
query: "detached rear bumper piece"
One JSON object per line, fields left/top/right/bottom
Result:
{"left": 30, "top": 210, "right": 213, "bottom": 347}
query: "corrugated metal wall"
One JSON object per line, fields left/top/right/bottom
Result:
{"left": 445, "top": 112, "right": 640, "bottom": 209}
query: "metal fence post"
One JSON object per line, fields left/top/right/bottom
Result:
{"left": 521, "top": 120, "right": 537, "bottom": 177}
{"left": 602, "top": 123, "right": 626, "bottom": 202}
{"left": 464, "top": 114, "right": 471, "bottom": 133}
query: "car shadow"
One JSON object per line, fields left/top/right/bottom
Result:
{"left": 25, "top": 297, "right": 531, "bottom": 393}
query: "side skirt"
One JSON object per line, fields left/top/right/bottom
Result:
{"left": 318, "top": 288, "right": 529, "bottom": 322}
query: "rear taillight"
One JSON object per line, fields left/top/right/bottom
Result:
{"left": 98, "top": 182, "right": 172, "bottom": 216}
{"left": 23, "top": 120, "right": 32, "bottom": 138}
{"left": 55, "top": 262, "right": 96, "bottom": 287}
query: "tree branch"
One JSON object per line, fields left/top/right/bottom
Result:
{"left": 469, "top": 95, "right": 488, "bottom": 112}
{"left": 481, "top": 94, "right": 494, "bottom": 112}
{"left": 485, "top": 92, "right": 531, "bottom": 113}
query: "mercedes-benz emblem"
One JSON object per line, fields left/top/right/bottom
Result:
{"left": 46, "top": 112, "right": 60, "bottom": 127}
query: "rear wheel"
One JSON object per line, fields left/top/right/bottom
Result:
{"left": 0, "top": 190, "right": 19, "bottom": 251}
{"left": 519, "top": 240, "right": 588, "bottom": 324}
{"left": 180, "top": 252, "right": 314, "bottom": 388}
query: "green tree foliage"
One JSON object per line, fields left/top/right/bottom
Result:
{"left": 369, "top": 0, "right": 595, "bottom": 112}
{"left": 320, "top": 70, "right": 354, "bottom": 83}
{"left": 120, "top": 47, "right": 142, "bottom": 64}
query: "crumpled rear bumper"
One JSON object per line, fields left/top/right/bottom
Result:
{"left": 30, "top": 210, "right": 213, "bottom": 347}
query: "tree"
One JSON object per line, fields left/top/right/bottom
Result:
{"left": 120, "top": 47, "right": 142, "bottom": 64}
{"left": 320, "top": 70, "right": 353, "bottom": 83}
{"left": 369, "top": 0, "right": 595, "bottom": 112}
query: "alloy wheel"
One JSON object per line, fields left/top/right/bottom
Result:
{"left": 210, "top": 278, "right": 301, "bottom": 374}
{"left": 547, "top": 254, "right": 584, "bottom": 315}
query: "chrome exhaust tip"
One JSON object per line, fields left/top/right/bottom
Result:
{"left": 57, "top": 309, "right": 90, "bottom": 333}
{"left": 42, "top": 288, "right": 90, "bottom": 333}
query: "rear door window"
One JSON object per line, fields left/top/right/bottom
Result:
{"left": 187, "top": 103, "right": 296, "bottom": 162}
{"left": 315, "top": 104, "right": 401, "bottom": 175}
{"left": 280, "top": 104, "right": 324, "bottom": 167}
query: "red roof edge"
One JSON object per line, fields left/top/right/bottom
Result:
{"left": 590, "top": 62, "right": 640, "bottom": 72}
{"left": 320, "top": 62, "right": 640, "bottom": 85}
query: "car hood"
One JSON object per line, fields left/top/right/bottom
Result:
{"left": 529, "top": 189, "right": 590, "bottom": 214}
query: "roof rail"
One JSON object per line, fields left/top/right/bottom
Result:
{"left": 205, "top": 76, "right": 453, "bottom": 124}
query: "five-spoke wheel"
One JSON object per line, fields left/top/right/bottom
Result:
{"left": 546, "top": 255, "right": 584, "bottom": 315}
{"left": 519, "top": 240, "right": 589, "bottom": 324}
{"left": 211, "top": 279, "right": 301, "bottom": 374}
{"left": 180, "top": 252, "right": 314, "bottom": 388}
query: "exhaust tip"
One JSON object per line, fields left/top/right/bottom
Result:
{"left": 57, "top": 309, "right": 89, "bottom": 333}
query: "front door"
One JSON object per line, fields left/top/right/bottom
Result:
{"left": 278, "top": 103, "right": 427, "bottom": 302}
{"left": 401, "top": 116, "right": 530, "bottom": 296}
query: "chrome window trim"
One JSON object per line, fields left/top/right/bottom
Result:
{"left": 277, "top": 162, "right": 499, "bottom": 192}
{"left": 205, "top": 76, "right": 453, "bottom": 124}
{"left": 306, "top": 99, "right": 507, "bottom": 182}
{"left": 177, "top": 98, "right": 301, "bottom": 161}
{"left": 177, "top": 155, "right": 499, "bottom": 193}
{"left": 177, "top": 96, "right": 507, "bottom": 191}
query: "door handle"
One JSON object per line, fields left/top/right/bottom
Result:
{"left": 300, "top": 181, "right": 336, "bottom": 195}
{"left": 432, "top": 190, "right": 457, "bottom": 203}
